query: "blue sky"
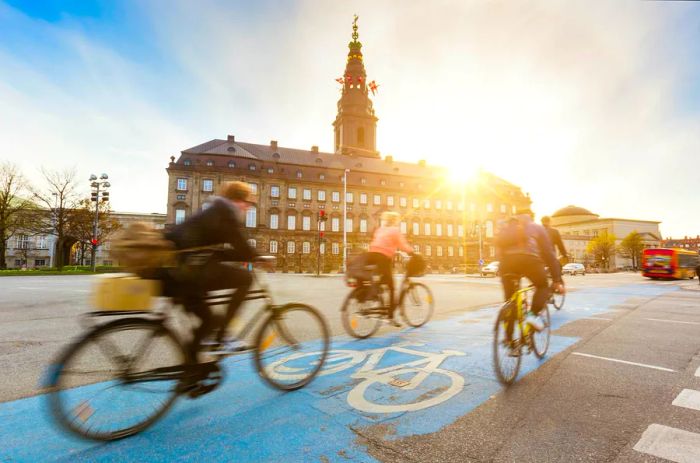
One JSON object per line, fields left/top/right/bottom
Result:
{"left": 1, "top": 0, "right": 700, "bottom": 237}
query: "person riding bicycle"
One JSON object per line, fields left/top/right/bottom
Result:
{"left": 165, "top": 181, "right": 258, "bottom": 361}
{"left": 496, "top": 210, "right": 565, "bottom": 333}
{"left": 541, "top": 215, "right": 568, "bottom": 267}
{"left": 367, "top": 211, "right": 414, "bottom": 326}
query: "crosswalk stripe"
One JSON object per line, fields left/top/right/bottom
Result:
{"left": 672, "top": 389, "right": 700, "bottom": 412}
{"left": 634, "top": 424, "right": 700, "bottom": 463}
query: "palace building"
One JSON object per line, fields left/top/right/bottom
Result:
{"left": 165, "top": 19, "right": 531, "bottom": 272}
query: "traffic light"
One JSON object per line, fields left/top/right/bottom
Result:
{"left": 91, "top": 191, "right": 98, "bottom": 202}
{"left": 318, "top": 210, "right": 327, "bottom": 222}
{"left": 90, "top": 238, "right": 99, "bottom": 246}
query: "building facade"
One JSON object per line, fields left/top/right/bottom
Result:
{"left": 550, "top": 205, "right": 662, "bottom": 269}
{"left": 165, "top": 20, "right": 532, "bottom": 272}
{"left": 662, "top": 235, "right": 700, "bottom": 253}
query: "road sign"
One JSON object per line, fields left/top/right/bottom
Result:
{"left": 479, "top": 259, "right": 484, "bottom": 266}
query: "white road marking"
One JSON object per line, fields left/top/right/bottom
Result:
{"left": 18, "top": 287, "right": 42, "bottom": 290}
{"left": 695, "top": 366, "right": 700, "bottom": 377}
{"left": 582, "top": 317, "right": 613, "bottom": 321}
{"left": 645, "top": 318, "right": 700, "bottom": 326}
{"left": 672, "top": 389, "right": 700, "bottom": 412}
{"left": 634, "top": 424, "right": 700, "bottom": 463}
{"left": 572, "top": 352, "right": 676, "bottom": 372}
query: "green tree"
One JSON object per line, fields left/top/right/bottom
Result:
{"left": 0, "top": 163, "right": 36, "bottom": 269}
{"left": 618, "top": 231, "right": 644, "bottom": 270}
{"left": 586, "top": 231, "right": 617, "bottom": 270}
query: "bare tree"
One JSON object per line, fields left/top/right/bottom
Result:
{"left": 32, "top": 168, "right": 80, "bottom": 269}
{"left": 0, "top": 162, "right": 36, "bottom": 269}
{"left": 68, "top": 198, "right": 121, "bottom": 265}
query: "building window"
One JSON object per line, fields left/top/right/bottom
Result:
{"left": 373, "top": 194, "right": 381, "bottom": 205}
{"left": 302, "top": 216, "right": 311, "bottom": 231}
{"left": 360, "top": 193, "right": 368, "bottom": 205}
{"left": 446, "top": 201, "right": 453, "bottom": 210}
{"left": 425, "top": 245, "right": 432, "bottom": 257}
{"left": 288, "top": 187, "right": 297, "bottom": 199}
{"left": 184, "top": 159, "right": 192, "bottom": 166}
{"left": 296, "top": 170, "right": 303, "bottom": 178}
{"left": 500, "top": 204, "right": 507, "bottom": 213}
{"left": 202, "top": 179, "right": 214, "bottom": 192}
{"left": 332, "top": 191, "right": 340, "bottom": 203}
{"left": 487, "top": 203, "right": 493, "bottom": 213}
{"left": 485, "top": 220, "right": 494, "bottom": 238}
{"left": 346, "top": 218, "right": 353, "bottom": 232}
{"left": 319, "top": 173, "right": 325, "bottom": 180}
{"left": 245, "top": 206, "right": 256, "bottom": 228}
{"left": 331, "top": 217, "right": 340, "bottom": 232}
{"left": 447, "top": 224, "right": 453, "bottom": 237}
{"left": 458, "top": 246, "right": 464, "bottom": 257}
{"left": 271, "top": 185, "right": 280, "bottom": 198}
{"left": 458, "top": 225, "right": 464, "bottom": 236}
{"left": 448, "top": 246, "right": 454, "bottom": 257}
{"left": 175, "top": 209, "right": 186, "bottom": 224}
{"left": 247, "top": 239, "right": 257, "bottom": 248}
{"left": 320, "top": 242, "right": 325, "bottom": 254}
{"left": 332, "top": 242, "right": 340, "bottom": 254}
{"left": 248, "top": 183, "right": 258, "bottom": 195}
{"left": 176, "top": 194, "right": 186, "bottom": 201}
{"left": 287, "top": 241, "right": 295, "bottom": 254}
{"left": 319, "top": 220, "right": 325, "bottom": 231}
{"left": 37, "top": 235, "right": 47, "bottom": 249}
{"left": 436, "top": 224, "right": 442, "bottom": 236}
{"left": 303, "top": 188, "right": 312, "bottom": 201}
{"left": 413, "top": 222, "right": 420, "bottom": 235}
{"left": 424, "top": 223, "right": 431, "bottom": 236}
{"left": 360, "top": 178, "right": 367, "bottom": 185}
{"left": 380, "top": 179, "right": 387, "bottom": 186}
{"left": 287, "top": 215, "right": 296, "bottom": 230}
{"left": 435, "top": 200, "right": 442, "bottom": 210}
{"left": 413, "top": 245, "right": 420, "bottom": 253}
{"left": 423, "top": 199, "right": 430, "bottom": 209}
{"left": 302, "top": 241, "right": 311, "bottom": 254}
{"left": 270, "top": 213, "right": 279, "bottom": 229}
{"left": 228, "top": 161, "right": 236, "bottom": 168}
{"left": 177, "top": 178, "right": 188, "bottom": 191}
{"left": 357, "top": 127, "right": 365, "bottom": 147}
{"left": 248, "top": 164, "right": 256, "bottom": 171}
{"left": 15, "top": 234, "right": 28, "bottom": 249}
{"left": 399, "top": 197, "right": 407, "bottom": 208}
{"left": 387, "top": 196, "right": 394, "bottom": 207}
{"left": 360, "top": 219, "right": 368, "bottom": 233}
{"left": 206, "top": 160, "right": 214, "bottom": 167}
{"left": 267, "top": 167, "right": 274, "bottom": 174}
{"left": 412, "top": 198, "right": 420, "bottom": 208}
{"left": 512, "top": 205, "right": 517, "bottom": 214}
{"left": 269, "top": 240, "right": 278, "bottom": 254}
{"left": 346, "top": 192, "right": 354, "bottom": 203}
{"left": 400, "top": 221, "right": 407, "bottom": 234}
{"left": 437, "top": 246, "right": 443, "bottom": 257}
{"left": 318, "top": 190, "right": 326, "bottom": 201}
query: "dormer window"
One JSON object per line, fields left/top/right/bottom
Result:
{"left": 296, "top": 170, "right": 303, "bottom": 179}
{"left": 380, "top": 179, "right": 387, "bottom": 186}
{"left": 206, "top": 160, "right": 214, "bottom": 167}
{"left": 272, "top": 152, "right": 281, "bottom": 159}
{"left": 360, "top": 178, "right": 367, "bottom": 184}
{"left": 228, "top": 161, "right": 236, "bottom": 168}
{"left": 315, "top": 158, "right": 323, "bottom": 164}
{"left": 183, "top": 159, "right": 192, "bottom": 166}
{"left": 249, "top": 164, "right": 256, "bottom": 171}
{"left": 319, "top": 174, "right": 325, "bottom": 180}
{"left": 227, "top": 146, "right": 236, "bottom": 152}
{"left": 267, "top": 167, "right": 274, "bottom": 174}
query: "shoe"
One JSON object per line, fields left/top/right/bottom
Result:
{"left": 525, "top": 313, "right": 545, "bottom": 332}
{"left": 507, "top": 346, "right": 521, "bottom": 357}
{"left": 382, "top": 313, "right": 401, "bottom": 327}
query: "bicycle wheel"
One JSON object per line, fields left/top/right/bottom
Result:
{"left": 551, "top": 288, "right": 565, "bottom": 310}
{"left": 341, "top": 287, "right": 382, "bottom": 339}
{"left": 46, "top": 317, "right": 187, "bottom": 441}
{"left": 493, "top": 302, "right": 522, "bottom": 386}
{"left": 254, "top": 303, "right": 330, "bottom": 391}
{"left": 400, "top": 282, "right": 434, "bottom": 328}
{"left": 531, "top": 306, "right": 551, "bottom": 359}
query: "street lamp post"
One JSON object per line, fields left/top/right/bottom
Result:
{"left": 89, "top": 173, "right": 110, "bottom": 272}
{"left": 342, "top": 169, "right": 350, "bottom": 273}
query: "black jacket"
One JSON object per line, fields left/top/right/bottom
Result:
{"left": 166, "top": 197, "right": 257, "bottom": 262}
{"left": 544, "top": 225, "right": 568, "bottom": 259}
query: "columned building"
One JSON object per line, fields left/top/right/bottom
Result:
{"left": 165, "top": 19, "right": 531, "bottom": 272}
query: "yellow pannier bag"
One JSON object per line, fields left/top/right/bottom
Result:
{"left": 92, "top": 274, "right": 160, "bottom": 311}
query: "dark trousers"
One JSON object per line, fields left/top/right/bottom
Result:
{"left": 365, "top": 252, "right": 395, "bottom": 316}
{"left": 183, "top": 262, "right": 253, "bottom": 361}
{"left": 499, "top": 254, "right": 549, "bottom": 315}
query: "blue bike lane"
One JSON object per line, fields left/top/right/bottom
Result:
{"left": 0, "top": 283, "right": 677, "bottom": 462}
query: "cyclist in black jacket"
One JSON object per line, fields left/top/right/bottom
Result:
{"left": 166, "top": 181, "right": 258, "bottom": 361}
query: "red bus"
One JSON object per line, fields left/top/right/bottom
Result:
{"left": 642, "top": 248, "right": 699, "bottom": 279}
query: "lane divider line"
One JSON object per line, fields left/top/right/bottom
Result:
{"left": 572, "top": 352, "right": 676, "bottom": 372}
{"left": 672, "top": 389, "right": 700, "bottom": 412}
{"left": 634, "top": 423, "right": 700, "bottom": 463}
{"left": 645, "top": 318, "right": 700, "bottom": 326}
{"left": 581, "top": 317, "right": 613, "bottom": 321}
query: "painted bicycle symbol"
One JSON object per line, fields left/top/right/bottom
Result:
{"left": 264, "top": 342, "right": 466, "bottom": 413}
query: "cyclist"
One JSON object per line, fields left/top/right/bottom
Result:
{"left": 541, "top": 215, "right": 568, "bottom": 267}
{"left": 367, "top": 211, "right": 414, "bottom": 326}
{"left": 166, "top": 181, "right": 258, "bottom": 361}
{"left": 496, "top": 210, "right": 565, "bottom": 333}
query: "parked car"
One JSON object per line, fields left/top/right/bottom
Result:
{"left": 562, "top": 262, "right": 586, "bottom": 276}
{"left": 481, "top": 261, "right": 499, "bottom": 277}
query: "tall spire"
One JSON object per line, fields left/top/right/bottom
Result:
{"left": 333, "top": 15, "right": 379, "bottom": 157}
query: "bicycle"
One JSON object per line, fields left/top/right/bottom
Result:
{"left": 341, "top": 260, "right": 434, "bottom": 339}
{"left": 492, "top": 273, "right": 551, "bottom": 385}
{"left": 44, "top": 256, "right": 330, "bottom": 441}
{"left": 263, "top": 342, "right": 465, "bottom": 413}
